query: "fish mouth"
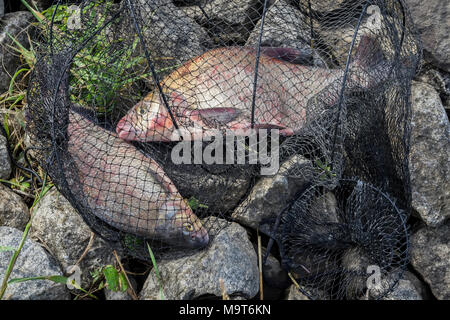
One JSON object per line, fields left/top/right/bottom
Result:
{"left": 116, "top": 119, "right": 138, "bottom": 141}
{"left": 191, "top": 229, "right": 209, "bottom": 248}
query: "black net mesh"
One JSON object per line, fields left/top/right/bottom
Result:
{"left": 25, "top": 0, "right": 421, "bottom": 298}
{"left": 277, "top": 179, "right": 409, "bottom": 300}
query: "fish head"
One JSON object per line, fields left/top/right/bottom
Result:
{"left": 116, "top": 91, "right": 190, "bottom": 142}
{"left": 157, "top": 199, "right": 209, "bottom": 249}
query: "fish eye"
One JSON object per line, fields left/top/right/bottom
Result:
{"left": 184, "top": 223, "right": 194, "bottom": 232}
{"left": 138, "top": 106, "right": 146, "bottom": 115}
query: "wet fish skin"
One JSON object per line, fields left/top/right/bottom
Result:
{"left": 67, "top": 110, "right": 209, "bottom": 248}
{"left": 116, "top": 36, "right": 386, "bottom": 142}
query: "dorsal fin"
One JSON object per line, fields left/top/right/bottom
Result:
{"left": 260, "top": 47, "right": 314, "bottom": 65}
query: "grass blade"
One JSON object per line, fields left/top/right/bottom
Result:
{"left": 146, "top": 242, "right": 164, "bottom": 300}
{"left": 0, "top": 175, "right": 49, "bottom": 300}
{"left": 8, "top": 275, "right": 67, "bottom": 285}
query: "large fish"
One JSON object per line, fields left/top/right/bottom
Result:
{"left": 116, "top": 36, "right": 386, "bottom": 142}
{"left": 67, "top": 110, "right": 209, "bottom": 248}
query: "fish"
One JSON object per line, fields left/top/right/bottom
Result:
{"left": 116, "top": 36, "right": 387, "bottom": 142}
{"left": 66, "top": 110, "right": 209, "bottom": 248}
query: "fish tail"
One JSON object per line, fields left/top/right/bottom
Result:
{"left": 353, "top": 35, "right": 384, "bottom": 70}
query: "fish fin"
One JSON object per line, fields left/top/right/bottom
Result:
{"left": 193, "top": 108, "right": 242, "bottom": 125}
{"left": 229, "top": 121, "right": 294, "bottom": 135}
{"left": 169, "top": 91, "right": 188, "bottom": 108}
{"left": 353, "top": 35, "right": 384, "bottom": 69}
{"left": 254, "top": 123, "right": 286, "bottom": 130}
{"left": 254, "top": 123, "right": 295, "bottom": 136}
{"left": 260, "top": 47, "right": 313, "bottom": 65}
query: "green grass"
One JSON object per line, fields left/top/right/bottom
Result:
{"left": 0, "top": 175, "right": 51, "bottom": 300}
{"left": 23, "top": 0, "right": 179, "bottom": 113}
{"left": 315, "top": 159, "right": 337, "bottom": 180}
{"left": 147, "top": 242, "right": 165, "bottom": 300}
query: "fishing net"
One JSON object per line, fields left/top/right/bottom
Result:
{"left": 24, "top": 0, "right": 421, "bottom": 297}
{"left": 276, "top": 179, "right": 409, "bottom": 300}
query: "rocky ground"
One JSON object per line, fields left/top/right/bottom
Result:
{"left": 0, "top": 0, "right": 448, "bottom": 300}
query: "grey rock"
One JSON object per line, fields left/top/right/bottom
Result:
{"left": 404, "top": 0, "right": 450, "bottom": 72}
{"left": 0, "top": 184, "right": 29, "bottom": 230}
{"left": 409, "top": 81, "right": 450, "bottom": 227}
{"left": 152, "top": 144, "right": 253, "bottom": 213}
{"left": 0, "top": 0, "right": 4, "bottom": 19}
{"left": 286, "top": 285, "right": 310, "bottom": 300}
{"left": 0, "top": 226, "right": 71, "bottom": 300}
{"left": 30, "top": 188, "right": 116, "bottom": 289}
{"left": 257, "top": 247, "right": 290, "bottom": 299}
{"left": 357, "top": 271, "right": 426, "bottom": 300}
{"left": 0, "top": 133, "right": 11, "bottom": 179}
{"left": 381, "top": 272, "right": 427, "bottom": 300}
{"left": 0, "top": 12, "right": 34, "bottom": 93}
{"left": 246, "top": 0, "right": 326, "bottom": 67}
{"left": 166, "top": 164, "right": 252, "bottom": 214}
{"left": 140, "top": 218, "right": 259, "bottom": 300}
{"left": 29, "top": 1, "right": 52, "bottom": 11}
{"left": 104, "top": 275, "right": 136, "bottom": 300}
{"left": 183, "top": 0, "right": 262, "bottom": 44}
{"left": 232, "top": 155, "right": 313, "bottom": 230}
{"left": 104, "top": 288, "right": 133, "bottom": 300}
{"left": 341, "top": 248, "right": 423, "bottom": 300}
{"left": 262, "top": 250, "right": 289, "bottom": 288}
{"left": 137, "top": 0, "right": 211, "bottom": 68}
{"left": 415, "top": 67, "right": 450, "bottom": 111}
{"left": 410, "top": 223, "right": 450, "bottom": 300}
{"left": 310, "top": 191, "right": 339, "bottom": 223}
{"left": 340, "top": 247, "right": 373, "bottom": 299}
{"left": 319, "top": 18, "right": 380, "bottom": 68}
{"left": 307, "top": 0, "right": 346, "bottom": 13}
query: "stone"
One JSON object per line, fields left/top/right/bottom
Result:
{"left": 151, "top": 143, "right": 253, "bottom": 214}
{"left": 415, "top": 67, "right": 450, "bottom": 111}
{"left": 340, "top": 247, "right": 372, "bottom": 299}
{"left": 319, "top": 19, "right": 381, "bottom": 68}
{"left": 409, "top": 81, "right": 450, "bottom": 227}
{"left": 352, "top": 270, "right": 426, "bottom": 300}
{"left": 166, "top": 164, "right": 252, "bottom": 214}
{"left": 258, "top": 247, "right": 290, "bottom": 300}
{"left": 140, "top": 218, "right": 259, "bottom": 300}
{"left": 136, "top": 0, "right": 211, "bottom": 68}
{"left": 310, "top": 191, "right": 339, "bottom": 223}
{"left": 341, "top": 247, "right": 422, "bottom": 300}
{"left": 410, "top": 223, "right": 450, "bottom": 300}
{"left": 246, "top": 0, "right": 326, "bottom": 67}
{"left": 0, "top": 226, "right": 71, "bottom": 300}
{"left": 232, "top": 155, "right": 313, "bottom": 230}
{"left": 0, "top": 11, "right": 34, "bottom": 93}
{"left": 381, "top": 272, "right": 427, "bottom": 300}
{"left": 307, "top": 0, "right": 346, "bottom": 13}
{"left": 104, "top": 275, "right": 137, "bottom": 300}
{"left": 404, "top": 0, "right": 450, "bottom": 72}
{"left": 0, "top": 184, "right": 29, "bottom": 230}
{"left": 104, "top": 288, "right": 133, "bottom": 300}
{"left": 286, "top": 285, "right": 310, "bottom": 300}
{"left": 182, "top": 0, "right": 262, "bottom": 44}
{"left": 261, "top": 251, "right": 289, "bottom": 289}
{"left": 0, "top": 122, "right": 11, "bottom": 181}
{"left": 29, "top": 1, "right": 52, "bottom": 11}
{"left": 30, "top": 188, "right": 116, "bottom": 289}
